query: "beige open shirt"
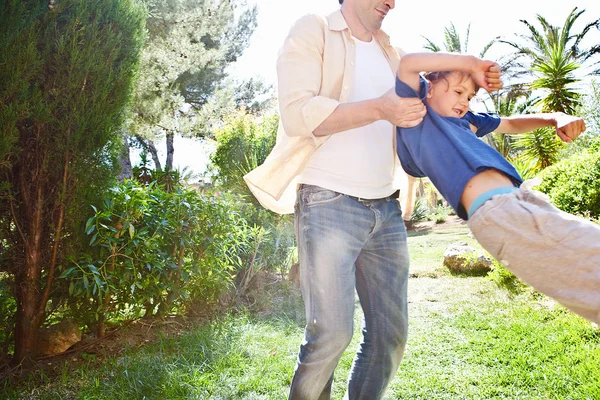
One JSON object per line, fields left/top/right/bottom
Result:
{"left": 243, "top": 9, "right": 416, "bottom": 217}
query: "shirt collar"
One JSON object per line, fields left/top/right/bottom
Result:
{"left": 326, "top": 9, "right": 391, "bottom": 46}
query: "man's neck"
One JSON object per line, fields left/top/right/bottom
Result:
{"left": 340, "top": 6, "right": 373, "bottom": 42}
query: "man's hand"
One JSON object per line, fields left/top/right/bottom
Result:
{"left": 471, "top": 60, "right": 503, "bottom": 93}
{"left": 379, "top": 88, "right": 427, "bottom": 128}
{"left": 555, "top": 113, "right": 586, "bottom": 142}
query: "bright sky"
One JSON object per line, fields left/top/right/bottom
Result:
{"left": 168, "top": 0, "right": 600, "bottom": 176}
{"left": 234, "top": 0, "right": 600, "bottom": 85}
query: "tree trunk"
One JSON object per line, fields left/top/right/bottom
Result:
{"left": 135, "top": 136, "right": 162, "bottom": 171}
{"left": 165, "top": 131, "right": 174, "bottom": 171}
{"left": 147, "top": 139, "right": 162, "bottom": 171}
{"left": 13, "top": 163, "right": 46, "bottom": 364}
{"left": 118, "top": 135, "right": 133, "bottom": 182}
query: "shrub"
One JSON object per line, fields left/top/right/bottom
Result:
{"left": 536, "top": 150, "right": 600, "bottom": 218}
{"left": 61, "top": 181, "right": 253, "bottom": 336}
{"left": 0, "top": 274, "right": 16, "bottom": 358}
{"left": 428, "top": 205, "right": 450, "bottom": 224}
{"left": 410, "top": 198, "right": 429, "bottom": 222}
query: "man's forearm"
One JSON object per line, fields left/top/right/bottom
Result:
{"left": 312, "top": 98, "right": 383, "bottom": 136}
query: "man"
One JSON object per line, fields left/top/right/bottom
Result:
{"left": 244, "top": 0, "right": 425, "bottom": 398}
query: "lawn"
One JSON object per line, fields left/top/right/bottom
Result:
{"left": 5, "top": 224, "right": 600, "bottom": 399}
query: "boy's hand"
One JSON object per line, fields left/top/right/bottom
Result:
{"left": 555, "top": 113, "right": 586, "bottom": 142}
{"left": 471, "top": 60, "right": 503, "bottom": 93}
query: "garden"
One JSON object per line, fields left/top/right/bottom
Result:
{"left": 1, "top": 1, "right": 599, "bottom": 398}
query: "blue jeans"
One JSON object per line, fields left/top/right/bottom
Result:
{"left": 289, "top": 184, "right": 410, "bottom": 400}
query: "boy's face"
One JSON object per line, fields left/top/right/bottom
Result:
{"left": 426, "top": 72, "right": 477, "bottom": 118}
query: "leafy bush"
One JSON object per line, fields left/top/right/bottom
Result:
{"left": 410, "top": 198, "right": 429, "bottom": 222}
{"left": 61, "top": 181, "right": 253, "bottom": 335}
{"left": 209, "top": 111, "right": 296, "bottom": 277}
{"left": 536, "top": 150, "right": 600, "bottom": 218}
{"left": 0, "top": 273, "right": 15, "bottom": 358}
{"left": 428, "top": 205, "right": 450, "bottom": 224}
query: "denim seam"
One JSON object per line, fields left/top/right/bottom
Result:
{"left": 357, "top": 208, "right": 380, "bottom": 400}
{"left": 301, "top": 206, "right": 316, "bottom": 326}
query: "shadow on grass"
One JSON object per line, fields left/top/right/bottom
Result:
{"left": 3, "top": 281, "right": 307, "bottom": 400}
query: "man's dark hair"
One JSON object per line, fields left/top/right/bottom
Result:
{"left": 339, "top": 0, "right": 343, "bottom": 4}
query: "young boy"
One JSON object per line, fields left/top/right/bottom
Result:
{"left": 396, "top": 52, "right": 599, "bottom": 324}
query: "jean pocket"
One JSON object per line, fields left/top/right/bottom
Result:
{"left": 300, "top": 186, "right": 343, "bottom": 207}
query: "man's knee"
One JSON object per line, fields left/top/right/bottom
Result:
{"left": 307, "top": 321, "right": 354, "bottom": 356}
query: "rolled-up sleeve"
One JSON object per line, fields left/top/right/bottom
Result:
{"left": 276, "top": 14, "right": 340, "bottom": 143}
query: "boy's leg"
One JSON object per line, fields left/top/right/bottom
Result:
{"left": 346, "top": 197, "right": 410, "bottom": 399}
{"left": 468, "top": 189, "right": 600, "bottom": 323}
{"left": 289, "top": 185, "right": 381, "bottom": 400}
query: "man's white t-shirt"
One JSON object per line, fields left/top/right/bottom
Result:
{"left": 298, "top": 35, "right": 396, "bottom": 199}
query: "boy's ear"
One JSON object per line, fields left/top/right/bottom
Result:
{"left": 426, "top": 81, "right": 433, "bottom": 98}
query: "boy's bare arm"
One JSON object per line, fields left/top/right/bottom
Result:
{"left": 496, "top": 113, "right": 586, "bottom": 142}
{"left": 397, "top": 52, "right": 503, "bottom": 93}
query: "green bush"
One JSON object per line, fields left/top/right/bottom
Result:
{"left": 428, "top": 205, "right": 450, "bottom": 224}
{"left": 210, "top": 111, "right": 296, "bottom": 277}
{"left": 410, "top": 198, "right": 429, "bottom": 222}
{"left": 60, "top": 181, "right": 253, "bottom": 334}
{"left": 536, "top": 150, "right": 600, "bottom": 218}
{"left": 0, "top": 273, "right": 16, "bottom": 358}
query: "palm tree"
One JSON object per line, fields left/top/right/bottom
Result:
{"left": 485, "top": 87, "right": 536, "bottom": 159}
{"left": 498, "top": 8, "right": 599, "bottom": 170}
{"left": 499, "top": 7, "right": 600, "bottom": 114}
{"left": 422, "top": 22, "right": 496, "bottom": 58}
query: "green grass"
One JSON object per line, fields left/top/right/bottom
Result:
{"left": 5, "top": 225, "right": 600, "bottom": 399}
{"left": 407, "top": 225, "right": 479, "bottom": 277}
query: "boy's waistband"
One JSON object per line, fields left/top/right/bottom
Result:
{"left": 468, "top": 186, "right": 519, "bottom": 219}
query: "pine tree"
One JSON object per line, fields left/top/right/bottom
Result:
{"left": 0, "top": 0, "right": 145, "bottom": 364}
{"left": 128, "top": 0, "right": 258, "bottom": 172}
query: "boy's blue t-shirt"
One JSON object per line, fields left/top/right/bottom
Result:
{"left": 395, "top": 76, "right": 523, "bottom": 220}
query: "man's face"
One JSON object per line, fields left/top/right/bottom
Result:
{"left": 427, "top": 73, "right": 477, "bottom": 118}
{"left": 354, "top": 0, "right": 395, "bottom": 32}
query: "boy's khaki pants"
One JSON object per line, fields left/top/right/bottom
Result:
{"left": 468, "top": 189, "right": 600, "bottom": 324}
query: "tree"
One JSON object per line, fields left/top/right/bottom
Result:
{"left": 0, "top": 0, "right": 145, "bottom": 364}
{"left": 210, "top": 111, "right": 278, "bottom": 201}
{"left": 499, "top": 7, "right": 600, "bottom": 114}
{"left": 497, "top": 8, "right": 599, "bottom": 171}
{"left": 127, "top": 0, "right": 259, "bottom": 173}
{"left": 422, "top": 22, "right": 496, "bottom": 58}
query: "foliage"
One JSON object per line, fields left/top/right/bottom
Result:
{"left": 422, "top": 22, "right": 496, "bottom": 58}
{"left": 514, "top": 127, "right": 564, "bottom": 172}
{"left": 209, "top": 111, "right": 296, "bottom": 276}
{"left": 128, "top": 0, "right": 259, "bottom": 143}
{"left": 410, "top": 198, "right": 429, "bottom": 222}
{"left": 428, "top": 205, "right": 450, "bottom": 224}
{"left": 508, "top": 156, "right": 538, "bottom": 180}
{"left": 499, "top": 7, "right": 600, "bottom": 113}
{"left": 0, "top": 273, "right": 16, "bottom": 357}
{"left": 579, "top": 80, "right": 600, "bottom": 136}
{"left": 0, "top": 0, "right": 146, "bottom": 362}
{"left": 536, "top": 150, "right": 600, "bottom": 218}
{"left": 484, "top": 88, "right": 537, "bottom": 159}
{"left": 61, "top": 181, "right": 252, "bottom": 329}
{"left": 210, "top": 112, "right": 278, "bottom": 203}
{"left": 486, "top": 259, "right": 528, "bottom": 294}
{"left": 5, "top": 225, "right": 600, "bottom": 399}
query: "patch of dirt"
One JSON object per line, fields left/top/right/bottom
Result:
{"left": 1, "top": 306, "right": 221, "bottom": 387}
{"left": 405, "top": 215, "right": 467, "bottom": 233}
